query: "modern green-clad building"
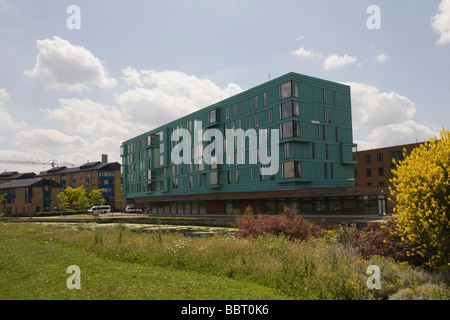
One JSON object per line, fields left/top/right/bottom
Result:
{"left": 121, "top": 72, "right": 387, "bottom": 215}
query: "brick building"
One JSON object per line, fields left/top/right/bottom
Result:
{"left": 0, "top": 178, "right": 61, "bottom": 216}
{"left": 38, "top": 157, "right": 125, "bottom": 211}
{"left": 354, "top": 142, "right": 423, "bottom": 213}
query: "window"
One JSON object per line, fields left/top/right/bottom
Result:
{"left": 253, "top": 95, "right": 258, "bottom": 110}
{"left": 235, "top": 170, "right": 239, "bottom": 183}
{"left": 365, "top": 154, "right": 371, "bottom": 163}
{"left": 325, "top": 144, "right": 329, "bottom": 160}
{"left": 281, "top": 121, "right": 301, "bottom": 139}
{"left": 335, "top": 127, "right": 339, "bottom": 142}
{"left": 282, "top": 161, "right": 302, "bottom": 178}
{"left": 263, "top": 91, "right": 268, "bottom": 107}
{"left": 324, "top": 108, "right": 331, "bottom": 123}
{"left": 268, "top": 108, "right": 273, "bottom": 124}
{"left": 312, "top": 143, "right": 316, "bottom": 159}
{"left": 279, "top": 81, "right": 298, "bottom": 100}
{"left": 284, "top": 143, "right": 290, "bottom": 159}
{"left": 209, "top": 171, "right": 222, "bottom": 185}
{"left": 254, "top": 113, "right": 259, "bottom": 127}
{"left": 378, "top": 167, "right": 384, "bottom": 176}
{"left": 226, "top": 106, "right": 230, "bottom": 120}
{"left": 280, "top": 101, "right": 300, "bottom": 119}
{"left": 323, "top": 88, "right": 327, "bottom": 104}
{"left": 366, "top": 168, "right": 372, "bottom": 177}
{"left": 208, "top": 109, "right": 220, "bottom": 123}
{"left": 333, "top": 90, "right": 337, "bottom": 106}
{"left": 377, "top": 152, "right": 383, "bottom": 162}
{"left": 147, "top": 135, "right": 155, "bottom": 146}
{"left": 324, "top": 163, "right": 328, "bottom": 179}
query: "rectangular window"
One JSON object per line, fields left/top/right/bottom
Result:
{"left": 253, "top": 95, "right": 258, "bottom": 110}
{"left": 365, "top": 155, "right": 371, "bottom": 163}
{"left": 234, "top": 104, "right": 238, "bottom": 117}
{"left": 209, "top": 172, "right": 222, "bottom": 185}
{"left": 324, "top": 163, "right": 328, "bottom": 179}
{"left": 226, "top": 106, "right": 230, "bottom": 120}
{"left": 333, "top": 91, "right": 337, "bottom": 106}
{"left": 208, "top": 109, "right": 219, "bottom": 123}
{"left": 323, "top": 88, "right": 327, "bottom": 104}
{"left": 284, "top": 143, "right": 290, "bottom": 159}
{"left": 281, "top": 121, "right": 301, "bottom": 139}
{"left": 268, "top": 108, "right": 273, "bottom": 124}
{"left": 263, "top": 91, "right": 268, "bottom": 107}
{"left": 324, "top": 108, "right": 331, "bottom": 123}
{"left": 280, "top": 101, "right": 300, "bottom": 119}
{"left": 378, "top": 167, "right": 384, "bottom": 176}
{"left": 282, "top": 161, "right": 302, "bottom": 178}
{"left": 335, "top": 127, "right": 339, "bottom": 142}
{"left": 377, "top": 152, "right": 383, "bottom": 162}
{"left": 254, "top": 113, "right": 259, "bottom": 128}
{"left": 330, "top": 163, "right": 334, "bottom": 179}
{"left": 366, "top": 168, "right": 372, "bottom": 177}
{"left": 312, "top": 143, "right": 316, "bottom": 159}
{"left": 280, "top": 81, "right": 299, "bottom": 100}
{"left": 325, "top": 144, "right": 329, "bottom": 160}
{"left": 235, "top": 170, "right": 239, "bottom": 183}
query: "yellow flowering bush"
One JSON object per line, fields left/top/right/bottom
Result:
{"left": 390, "top": 128, "right": 450, "bottom": 269}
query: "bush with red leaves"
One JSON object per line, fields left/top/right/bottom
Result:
{"left": 236, "top": 206, "right": 320, "bottom": 241}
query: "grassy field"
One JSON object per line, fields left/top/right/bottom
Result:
{"left": 0, "top": 221, "right": 448, "bottom": 300}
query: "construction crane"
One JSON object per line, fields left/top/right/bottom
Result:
{"left": 0, "top": 159, "right": 75, "bottom": 168}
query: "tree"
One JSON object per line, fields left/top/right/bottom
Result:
{"left": 57, "top": 186, "right": 90, "bottom": 211}
{"left": 89, "top": 189, "right": 105, "bottom": 207}
{"left": 389, "top": 128, "right": 450, "bottom": 269}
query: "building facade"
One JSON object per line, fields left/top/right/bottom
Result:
{"left": 354, "top": 142, "right": 423, "bottom": 213}
{"left": 120, "top": 72, "right": 391, "bottom": 215}
{"left": 0, "top": 178, "right": 61, "bottom": 216}
{"left": 38, "top": 158, "right": 125, "bottom": 211}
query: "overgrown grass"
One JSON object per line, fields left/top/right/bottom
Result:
{"left": 0, "top": 222, "right": 448, "bottom": 300}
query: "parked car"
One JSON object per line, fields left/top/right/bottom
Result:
{"left": 87, "top": 205, "right": 111, "bottom": 215}
{"left": 122, "top": 205, "right": 137, "bottom": 213}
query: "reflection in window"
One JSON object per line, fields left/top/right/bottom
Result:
{"left": 208, "top": 109, "right": 220, "bottom": 123}
{"left": 281, "top": 121, "right": 301, "bottom": 139}
{"left": 282, "top": 161, "right": 302, "bottom": 178}
{"left": 280, "top": 81, "right": 299, "bottom": 100}
{"left": 280, "top": 101, "right": 300, "bottom": 119}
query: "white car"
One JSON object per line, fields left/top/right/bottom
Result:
{"left": 88, "top": 205, "right": 111, "bottom": 214}
{"left": 123, "top": 205, "right": 136, "bottom": 213}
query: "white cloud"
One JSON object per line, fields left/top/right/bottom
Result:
{"left": 15, "top": 129, "right": 87, "bottom": 149}
{"left": 40, "top": 98, "right": 136, "bottom": 139}
{"left": 13, "top": 129, "right": 123, "bottom": 166}
{"left": 291, "top": 47, "right": 360, "bottom": 70}
{"left": 355, "top": 121, "right": 439, "bottom": 150}
{"left": 0, "top": 87, "right": 27, "bottom": 131}
{"left": 324, "top": 54, "right": 358, "bottom": 70}
{"left": 375, "top": 53, "right": 389, "bottom": 63}
{"left": 121, "top": 67, "right": 144, "bottom": 87}
{"left": 117, "top": 70, "right": 243, "bottom": 128}
{"left": 290, "top": 47, "right": 321, "bottom": 59}
{"left": 346, "top": 82, "right": 416, "bottom": 128}
{"left": 24, "top": 36, "right": 117, "bottom": 91}
{"left": 432, "top": 0, "right": 450, "bottom": 45}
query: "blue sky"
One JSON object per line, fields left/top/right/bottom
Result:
{"left": 0, "top": 0, "right": 449, "bottom": 172}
